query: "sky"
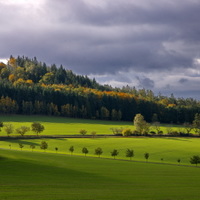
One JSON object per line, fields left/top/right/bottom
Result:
{"left": 0, "top": 0, "right": 200, "bottom": 99}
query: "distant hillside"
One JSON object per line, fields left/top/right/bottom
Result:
{"left": 0, "top": 56, "right": 200, "bottom": 123}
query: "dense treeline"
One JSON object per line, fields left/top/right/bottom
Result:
{"left": 0, "top": 56, "right": 200, "bottom": 123}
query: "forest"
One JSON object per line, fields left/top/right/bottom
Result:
{"left": 0, "top": 56, "right": 200, "bottom": 123}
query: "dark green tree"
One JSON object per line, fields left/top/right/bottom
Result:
{"left": 190, "top": 155, "right": 200, "bottom": 166}
{"left": 126, "top": 149, "right": 134, "bottom": 160}
{"left": 31, "top": 122, "right": 45, "bottom": 136}
{"left": 69, "top": 146, "right": 74, "bottom": 155}
{"left": 30, "top": 144, "right": 35, "bottom": 152}
{"left": 144, "top": 152, "right": 149, "bottom": 162}
{"left": 40, "top": 141, "right": 48, "bottom": 152}
{"left": 19, "top": 143, "right": 24, "bottom": 151}
{"left": 111, "top": 149, "right": 119, "bottom": 159}
{"left": 82, "top": 147, "right": 89, "bottom": 156}
{"left": 95, "top": 147, "right": 103, "bottom": 158}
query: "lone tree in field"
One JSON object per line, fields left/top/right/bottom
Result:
{"left": 69, "top": 146, "right": 74, "bottom": 155}
{"left": 79, "top": 129, "right": 87, "bottom": 136}
{"left": 82, "top": 147, "right": 89, "bottom": 156}
{"left": 19, "top": 143, "right": 24, "bottom": 150}
{"left": 31, "top": 122, "right": 45, "bottom": 136}
{"left": 126, "top": 149, "right": 134, "bottom": 160}
{"left": 95, "top": 147, "right": 103, "bottom": 158}
{"left": 133, "top": 114, "right": 150, "bottom": 135}
{"left": 192, "top": 113, "right": 200, "bottom": 135}
{"left": 177, "top": 158, "right": 181, "bottom": 165}
{"left": 91, "top": 131, "right": 97, "bottom": 138}
{"left": 0, "top": 121, "right": 3, "bottom": 131}
{"left": 144, "top": 152, "right": 149, "bottom": 162}
{"left": 111, "top": 149, "right": 119, "bottom": 159}
{"left": 40, "top": 141, "right": 48, "bottom": 152}
{"left": 183, "top": 122, "right": 193, "bottom": 134}
{"left": 55, "top": 147, "right": 58, "bottom": 153}
{"left": 4, "top": 124, "right": 14, "bottom": 136}
{"left": 190, "top": 155, "right": 200, "bottom": 166}
{"left": 16, "top": 126, "right": 30, "bottom": 136}
{"left": 30, "top": 144, "right": 35, "bottom": 152}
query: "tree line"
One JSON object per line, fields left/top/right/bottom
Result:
{"left": 0, "top": 122, "right": 44, "bottom": 137}
{"left": 12, "top": 140, "right": 200, "bottom": 167}
{"left": 0, "top": 56, "right": 200, "bottom": 123}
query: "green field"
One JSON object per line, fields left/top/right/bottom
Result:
{"left": 0, "top": 115, "right": 133, "bottom": 136}
{"left": 0, "top": 114, "right": 186, "bottom": 136}
{"left": 1, "top": 115, "right": 200, "bottom": 199}
{"left": 1, "top": 149, "right": 200, "bottom": 200}
{"left": 1, "top": 137, "right": 200, "bottom": 165}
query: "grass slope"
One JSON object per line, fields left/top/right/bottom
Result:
{"left": 0, "top": 115, "right": 188, "bottom": 137}
{"left": 0, "top": 115, "right": 132, "bottom": 136}
{"left": 1, "top": 149, "right": 200, "bottom": 200}
{"left": 1, "top": 137, "right": 200, "bottom": 165}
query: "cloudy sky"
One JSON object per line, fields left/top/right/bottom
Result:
{"left": 0, "top": 0, "right": 200, "bottom": 99}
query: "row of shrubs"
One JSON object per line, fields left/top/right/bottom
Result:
{"left": 110, "top": 128, "right": 196, "bottom": 137}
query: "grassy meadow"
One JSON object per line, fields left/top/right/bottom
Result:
{"left": 0, "top": 115, "right": 132, "bottom": 136}
{"left": 1, "top": 115, "right": 200, "bottom": 199}
{"left": 1, "top": 149, "right": 200, "bottom": 200}
{"left": 0, "top": 137, "right": 200, "bottom": 165}
{"left": 0, "top": 114, "right": 189, "bottom": 136}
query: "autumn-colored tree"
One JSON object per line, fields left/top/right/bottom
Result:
{"left": 193, "top": 113, "right": 200, "bottom": 135}
{"left": 133, "top": 114, "right": 150, "bottom": 135}
{"left": 122, "top": 128, "right": 132, "bottom": 136}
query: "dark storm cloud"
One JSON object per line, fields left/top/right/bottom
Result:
{"left": 42, "top": 0, "right": 200, "bottom": 74}
{"left": 0, "top": 0, "right": 200, "bottom": 98}
{"left": 137, "top": 76, "right": 155, "bottom": 89}
{"left": 1, "top": 0, "right": 200, "bottom": 74}
{"left": 179, "top": 78, "right": 188, "bottom": 84}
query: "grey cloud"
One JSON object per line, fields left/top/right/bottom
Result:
{"left": 137, "top": 76, "right": 155, "bottom": 89}
{"left": 0, "top": 0, "right": 200, "bottom": 98}
{"left": 179, "top": 78, "right": 188, "bottom": 84}
{"left": 1, "top": 0, "right": 199, "bottom": 74}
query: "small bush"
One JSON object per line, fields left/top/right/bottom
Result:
{"left": 122, "top": 128, "right": 132, "bottom": 136}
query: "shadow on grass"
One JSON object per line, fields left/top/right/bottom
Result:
{"left": 161, "top": 137, "right": 192, "bottom": 142}
{"left": 0, "top": 114, "right": 131, "bottom": 126}
{"left": 6, "top": 140, "right": 40, "bottom": 146}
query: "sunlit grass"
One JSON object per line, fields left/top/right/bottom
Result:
{"left": 1, "top": 149, "right": 200, "bottom": 200}
{"left": 1, "top": 137, "right": 199, "bottom": 165}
